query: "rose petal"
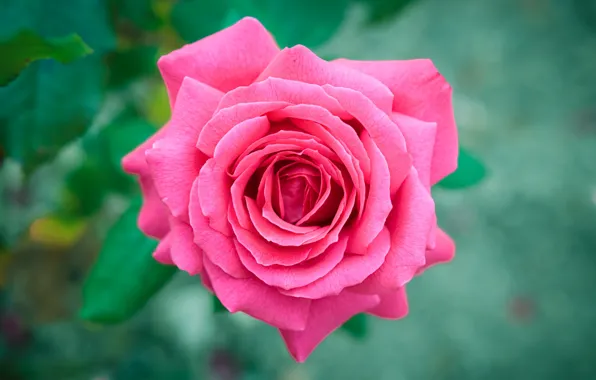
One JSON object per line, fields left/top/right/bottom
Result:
{"left": 231, "top": 144, "right": 341, "bottom": 232}
{"left": 270, "top": 105, "right": 370, "bottom": 184}
{"left": 390, "top": 112, "right": 437, "bottom": 189}
{"left": 417, "top": 228, "right": 455, "bottom": 275}
{"left": 289, "top": 117, "right": 366, "bottom": 219}
{"left": 235, "top": 234, "right": 347, "bottom": 290}
{"left": 123, "top": 125, "right": 171, "bottom": 239}
{"left": 146, "top": 77, "right": 222, "bottom": 221}
{"left": 304, "top": 186, "right": 356, "bottom": 261}
{"left": 229, "top": 211, "right": 312, "bottom": 266}
{"left": 158, "top": 17, "right": 279, "bottom": 106}
{"left": 259, "top": 160, "right": 320, "bottom": 234}
{"left": 203, "top": 256, "right": 311, "bottom": 331}
{"left": 346, "top": 131, "right": 392, "bottom": 254}
{"left": 169, "top": 218, "right": 203, "bottom": 276}
{"left": 354, "top": 169, "right": 434, "bottom": 293}
{"left": 216, "top": 77, "right": 350, "bottom": 118}
{"left": 281, "top": 227, "right": 391, "bottom": 299}
{"left": 122, "top": 122, "right": 170, "bottom": 176}
{"left": 189, "top": 178, "right": 251, "bottom": 278}
{"left": 332, "top": 59, "right": 458, "bottom": 184}
{"left": 235, "top": 130, "right": 333, "bottom": 168}
{"left": 323, "top": 85, "right": 411, "bottom": 195}
{"left": 280, "top": 291, "right": 380, "bottom": 362}
{"left": 214, "top": 115, "right": 270, "bottom": 167}
{"left": 153, "top": 233, "right": 173, "bottom": 265}
{"left": 198, "top": 159, "right": 233, "bottom": 236}
{"left": 367, "top": 287, "right": 409, "bottom": 319}
{"left": 198, "top": 102, "right": 289, "bottom": 157}
{"left": 137, "top": 175, "right": 170, "bottom": 239}
{"left": 246, "top": 197, "right": 326, "bottom": 246}
{"left": 257, "top": 45, "right": 394, "bottom": 114}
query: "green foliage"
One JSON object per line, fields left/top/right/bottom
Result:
{"left": 354, "top": 0, "right": 418, "bottom": 24}
{"left": 437, "top": 147, "right": 487, "bottom": 189}
{"left": 0, "top": 31, "right": 92, "bottom": 86}
{"left": 113, "top": 0, "right": 163, "bottom": 31}
{"left": 0, "top": 0, "right": 116, "bottom": 173}
{"left": 171, "top": 0, "right": 230, "bottom": 43}
{"left": 63, "top": 118, "right": 157, "bottom": 218}
{"left": 229, "top": 0, "right": 349, "bottom": 48}
{"left": 79, "top": 198, "right": 177, "bottom": 324}
{"left": 107, "top": 45, "right": 159, "bottom": 89}
{"left": 341, "top": 313, "right": 368, "bottom": 339}
{"left": 212, "top": 294, "right": 228, "bottom": 313}
{"left": 171, "top": 0, "right": 348, "bottom": 48}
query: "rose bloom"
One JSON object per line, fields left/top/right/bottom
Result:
{"left": 123, "top": 17, "right": 457, "bottom": 361}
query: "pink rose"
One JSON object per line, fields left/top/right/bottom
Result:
{"left": 123, "top": 17, "right": 457, "bottom": 361}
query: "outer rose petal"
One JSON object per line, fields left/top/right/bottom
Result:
{"left": 189, "top": 178, "right": 251, "bottom": 279}
{"left": 354, "top": 169, "right": 434, "bottom": 294}
{"left": 122, "top": 122, "right": 170, "bottom": 177}
{"left": 153, "top": 234, "right": 173, "bottom": 265}
{"left": 158, "top": 17, "right": 279, "bottom": 106}
{"left": 146, "top": 77, "right": 222, "bottom": 221}
{"left": 417, "top": 228, "right": 455, "bottom": 275}
{"left": 280, "top": 228, "right": 391, "bottom": 299}
{"left": 203, "top": 257, "right": 311, "bottom": 331}
{"left": 257, "top": 45, "right": 394, "bottom": 114}
{"left": 280, "top": 291, "right": 380, "bottom": 362}
{"left": 390, "top": 112, "right": 437, "bottom": 190}
{"left": 346, "top": 131, "right": 392, "bottom": 255}
{"left": 367, "top": 287, "right": 409, "bottom": 319}
{"left": 123, "top": 125, "right": 171, "bottom": 239}
{"left": 169, "top": 218, "right": 203, "bottom": 276}
{"left": 138, "top": 175, "right": 170, "bottom": 239}
{"left": 332, "top": 59, "right": 458, "bottom": 184}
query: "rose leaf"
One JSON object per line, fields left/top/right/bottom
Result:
{"left": 79, "top": 198, "right": 177, "bottom": 324}
{"left": 436, "top": 147, "right": 487, "bottom": 189}
{"left": 340, "top": 313, "right": 368, "bottom": 339}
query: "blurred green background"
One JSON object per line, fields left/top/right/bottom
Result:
{"left": 1, "top": 0, "right": 596, "bottom": 379}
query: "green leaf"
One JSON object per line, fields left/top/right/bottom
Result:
{"left": 107, "top": 45, "right": 159, "bottom": 89}
{"left": 341, "top": 313, "right": 368, "bottom": 339}
{"left": 230, "top": 0, "right": 349, "bottom": 48}
{"left": 212, "top": 294, "right": 228, "bottom": 313}
{"left": 353, "top": 0, "right": 418, "bottom": 24}
{"left": 79, "top": 198, "right": 177, "bottom": 324}
{"left": 62, "top": 118, "right": 157, "bottom": 218}
{"left": 0, "top": 0, "right": 116, "bottom": 173}
{"left": 171, "top": 0, "right": 230, "bottom": 43}
{"left": 0, "top": 31, "right": 92, "bottom": 86}
{"left": 436, "top": 147, "right": 487, "bottom": 189}
{"left": 112, "top": 0, "right": 163, "bottom": 31}
{"left": 104, "top": 118, "right": 157, "bottom": 170}
{"left": 0, "top": 57, "right": 105, "bottom": 174}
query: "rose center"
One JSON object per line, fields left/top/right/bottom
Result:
{"left": 275, "top": 163, "right": 321, "bottom": 224}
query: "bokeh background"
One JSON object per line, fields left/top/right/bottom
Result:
{"left": 1, "top": 0, "right": 596, "bottom": 379}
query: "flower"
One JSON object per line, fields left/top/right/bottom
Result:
{"left": 123, "top": 17, "right": 457, "bottom": 362}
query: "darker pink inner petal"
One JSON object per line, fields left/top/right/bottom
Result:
{"left": 278, "top": 162, "right": 320, "bottom": 224}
